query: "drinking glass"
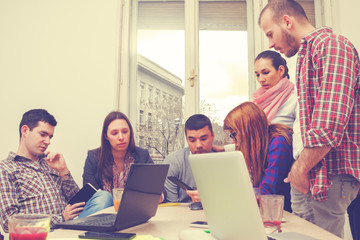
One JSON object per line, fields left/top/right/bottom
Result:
{"left": 260, "top": 194, "right": 284, "bottom": 227}
{"left": 112, "top": 188, "right": 124, "bottom": 212}
{"left": 9, "top": 214, "right": 51, "bottom": 240}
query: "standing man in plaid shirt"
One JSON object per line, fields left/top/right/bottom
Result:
{"left": 0, "top": 109, "right": 108, "bottom": 233}
{"left": 259, "top": 0, "right": 360, "bottom": 238}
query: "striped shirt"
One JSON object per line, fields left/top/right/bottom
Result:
{"left": 0, "top": 152, "right": 79, "bottom": 232}
{"left": 296, "top": 27, "right": 360, "bottom": 201}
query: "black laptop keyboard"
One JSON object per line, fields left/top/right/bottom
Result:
{"left": 73, "top": 214, "right": 116, "bottom": 226}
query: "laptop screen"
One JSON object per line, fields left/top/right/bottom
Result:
{"left": 189, "top": 151, "right": 268, "bottom": 240}
{"left": 115, "top": 163, "right": 170, "bottom": 227}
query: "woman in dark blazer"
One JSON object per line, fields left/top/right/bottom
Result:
{"left": 80, "top": 111, "right": 153, "bottom": 217}
{"left": 83, "top": 111, "right": 153, "bottom": 190}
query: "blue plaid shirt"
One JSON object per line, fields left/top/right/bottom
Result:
{"left": 259, "top": 135, "right": 294, "bottom": 211}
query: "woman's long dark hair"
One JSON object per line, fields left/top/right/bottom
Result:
{"left": 99, "top": 111, "right": 136, "bottom": 183}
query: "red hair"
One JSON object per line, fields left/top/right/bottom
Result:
{"left": 223, "top": 102, "right": 292, "bottom": 186}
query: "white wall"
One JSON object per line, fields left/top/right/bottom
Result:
{"left": 332, "top": 0, "right": 360, "bottom": 50}
{"left": 0, "top": 0, "right": 122, "bottom": 185}
{"left": 0, "top": 0, "right": 359, "bottom": 187}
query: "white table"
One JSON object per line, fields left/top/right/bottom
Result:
{"left": 48, "top": 204, "right": 342, "bottom": 240}
{"left": 48, "top": 204, "right": 341, "bottom": 240}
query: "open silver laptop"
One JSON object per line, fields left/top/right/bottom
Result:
{"left": 189, "top": 151, "right": 318, "bottom": 240}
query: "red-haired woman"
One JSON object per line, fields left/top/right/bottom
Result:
{"left": 223, "top": 102, "right": 294, "bottom": 212}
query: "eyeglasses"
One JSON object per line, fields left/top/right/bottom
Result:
{"left": 229, "top": 132, "right": 237, "bottom": 141}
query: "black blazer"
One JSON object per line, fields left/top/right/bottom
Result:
{"left": 82, "top": 147, "right": 153, "bottom": 189}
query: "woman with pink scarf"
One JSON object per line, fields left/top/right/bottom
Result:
{"left": 213, "top": 50, "right": 297, "bottom": 152}
{"left": 252, "top": 50, "right": 297, "bottom": 127}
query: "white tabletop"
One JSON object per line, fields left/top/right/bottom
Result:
{"left": 48, "top": 204, "right": 342, "bottom": 240}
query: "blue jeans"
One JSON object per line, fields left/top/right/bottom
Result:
{"left": 291, "top": 174, "right": 360, "bottom": 238}
{"left": 78, "top": 190, "right": 113, "bottom": 218}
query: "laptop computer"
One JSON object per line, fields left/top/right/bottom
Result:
{"left": 188, "top": 151, "right": 318, "bottom": 240}
{"left": 55, "top": 163, "right": 169, "bottom": 232}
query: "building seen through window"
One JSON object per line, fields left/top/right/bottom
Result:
{"left": 136, "top": 55, "right": 184, "bottom": 162}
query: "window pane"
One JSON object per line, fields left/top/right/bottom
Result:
{"left": 298, "top": 0, "right": 315, "bottom": 26}
{"left": 136, "top": 1, "right": 185, "bottom": 161}
{"left": 199, "top": 1, "right": 248, "bottom": 145}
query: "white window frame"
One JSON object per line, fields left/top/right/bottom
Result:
{"left": 117, "top": 0, "right": 327, "bottom": 123}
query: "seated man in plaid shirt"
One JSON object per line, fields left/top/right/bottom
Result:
{"left": 0, "top": 109, "right": 108, "bottom": 232}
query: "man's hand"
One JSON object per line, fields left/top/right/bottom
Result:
{"left": 284, "top": 146, "right": 331, "bottom": 194}
{"left": 186, "top": 189, "right": 201, "bottom": 202}
{"left": 284, "top": 160, "right": 310, "bottom": 194}
{"left": 62, "top": 202, "right": 86, "bottom": 221}
{"left": 45, "top": 152, "right": 69, "bottom": 176}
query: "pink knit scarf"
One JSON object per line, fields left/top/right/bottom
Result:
{"left": 252, "top": 77, "right": 294, "bottom": 122}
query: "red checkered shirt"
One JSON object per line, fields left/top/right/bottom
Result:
{"left": 0, "top": 152, "right": 79, "bottom": 232}
{"left": 296, "top": 27, "right": 360, "bottom": 201}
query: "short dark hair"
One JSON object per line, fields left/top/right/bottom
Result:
{"left": 255, "top": 50, "right": 290, "bottom": 79}
{"left": 19, "top": 109, "right": 57, "bottom": 138}
{"left": 259, "top": 0, "right": 309, "bottom": 26}
{"left": 184, "top": 114, "right": 213, "bottom": 135}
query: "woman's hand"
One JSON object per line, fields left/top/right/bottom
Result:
{"left": 212, "top": 145, "right": 225, "bottom": 152}
{"left": 186, "top": 189, "right": 201, "bottom": 202}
